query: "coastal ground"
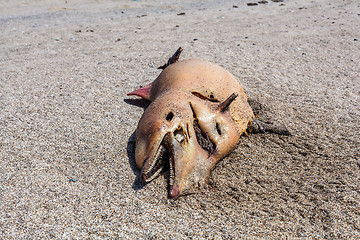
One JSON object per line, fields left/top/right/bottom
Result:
{"left": 1, "top": 0, "right": 359, "bottom": 238}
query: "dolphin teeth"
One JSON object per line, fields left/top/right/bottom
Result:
{"left": 141, "top": 142, "right": 168, "bottom": 182}
{"left": 164, "top": 133, "right": 175, "bottom": 191}
{"left": 168, "top": 153, "right": 175, "bottom": 189}
{"left": 193, "top": 119, "right": 216, "bottom": 155}
{"left": 189, "top": 102, "right": 217, "bottom": 154}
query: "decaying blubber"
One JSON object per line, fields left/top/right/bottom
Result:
{"left": 127, "top": 48, "right": 288, "bottom": 199}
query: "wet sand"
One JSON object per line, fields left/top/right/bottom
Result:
{"left": 1, "top": 0, "right": 359, "bottom": 238}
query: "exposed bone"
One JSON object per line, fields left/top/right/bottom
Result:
{"left": 174, "top": 129, "right": 185, "bottom": 143}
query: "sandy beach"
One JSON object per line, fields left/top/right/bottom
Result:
{"left": 1, "top": 0, "right": 359, "bottom": 238}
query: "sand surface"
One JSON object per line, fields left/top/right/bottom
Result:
{"left": 1, "top": 0, "right": 359, "bottom": 238}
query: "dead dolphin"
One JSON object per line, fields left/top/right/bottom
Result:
{"left": 127, "top": 48, "right": 284, "bottom": 199}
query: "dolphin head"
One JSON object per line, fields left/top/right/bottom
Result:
{"left": 135, "top": 91, "right": 241, "bottom": 199}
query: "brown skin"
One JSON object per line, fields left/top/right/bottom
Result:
{"left": 130, "top": 59, "right": 254, "bottom": 199}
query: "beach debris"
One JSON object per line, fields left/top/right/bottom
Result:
{"left": 247, "top": 1, "right": 269, "bottom": 6}
{"left": 127, "top": 48, "right": 288, "bottom": 199}
{"left": 75, "top": 29, "right": 94, "bottom": 33}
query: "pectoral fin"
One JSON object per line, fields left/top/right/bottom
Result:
{"left": 216, "top": 93, "right": 238, "bottom": 112}
{"left": 127, "top": 84, "right": 152, "bottom": 100}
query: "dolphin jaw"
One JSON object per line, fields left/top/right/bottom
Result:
{"left": 136, "top": 90, "right": 242, "bottom": 199}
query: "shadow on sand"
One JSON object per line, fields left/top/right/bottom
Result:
{"left": 124, "top": 98, "right": 151, "bottom": 191}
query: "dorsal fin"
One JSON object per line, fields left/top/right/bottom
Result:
{"left": 158, "top": 47, "right": 183, "bottom": 70}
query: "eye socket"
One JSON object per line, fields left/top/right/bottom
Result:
{"left": 166, "top": 112, "right": 174, "bottom": 121}
{"left": 216, "top": 122, "right": 222, "bottom": 135}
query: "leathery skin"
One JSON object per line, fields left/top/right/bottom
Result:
{"left": 128, "top": 59, "right": 254, "bottom": 199}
